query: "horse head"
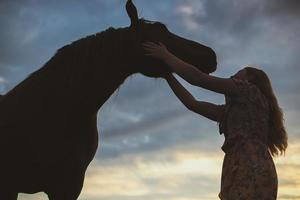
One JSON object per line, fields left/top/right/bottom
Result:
{"left": 125, "top": 0, "right": 217, "bottom": 78}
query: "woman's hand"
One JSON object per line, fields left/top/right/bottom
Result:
{"left": 142, "top": 42, "right": 171, "bottom": 60}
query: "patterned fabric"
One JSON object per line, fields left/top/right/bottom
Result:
{"left": 218, "top": 78, "right": 278, "bottom": 200}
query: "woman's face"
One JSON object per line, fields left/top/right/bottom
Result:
{"left": 233, "top": 68, "right": 248, "bottom": 80}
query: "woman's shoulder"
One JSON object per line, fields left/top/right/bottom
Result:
{"left": 230, "top": 78, "right": 269, "bottom": 109}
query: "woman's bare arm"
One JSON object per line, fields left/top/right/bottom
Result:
{"left": 143, "top": 42, "right": 238, "bottom": 96}
{"left": 166, "top": 74, "right": 224, "bottom": 122}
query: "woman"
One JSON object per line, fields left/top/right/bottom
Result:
{"left": 143, "top": 42, "right": 287, "bottom": 199}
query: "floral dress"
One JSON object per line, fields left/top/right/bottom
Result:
{"left": 218, "top": 78, "right": 278, "bottom": 200}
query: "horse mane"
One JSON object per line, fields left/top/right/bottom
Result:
{"left": 29, "top": 26, "right": 126, "bottom": 80}
{"left": 16, "top": 20, "right": 167, "bottom": 92}
{"left": 57, "top": 28, "right": 117, "bottom": 53}
{"left": 139, "top": 18, "right": 167, "bottom": 28}
{"left": 8, "top": 26, "right": 128, "bottom": 100}
{"left": 39, "top": 19, "right": 165, "bottom": 74}
{"left": 52, "top": 27, "right": 120, "bottom": 66}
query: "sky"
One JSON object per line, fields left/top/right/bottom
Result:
{"left": 0, "top": 0, "right": 299, "bottom": 199}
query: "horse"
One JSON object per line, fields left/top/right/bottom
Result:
{"left": 0, "top": 0, "right": 217, "bottom": 199}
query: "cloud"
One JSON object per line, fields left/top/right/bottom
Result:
{"left": 0, "top": 76, "right": 6, "bottom": 83}
{"left": 0, "top": 76, "right": 10, "bottom": 93}
{"left": 82, "top": 148, "right": 224, "bottom": 200}
{"left": 96, "top": 77, "right": 223, "bottom": 160}
{"left": 87, "top": 136, "right": 300, "bottom": 200}
{"left": 0, "top": 0, "right": 128, "bottom": 76}
{"left": 17, "top": 193, "right": 46, "bottom": 200}
{"left": 278, "top": 195, "right": 300, "bottom": 200}
{"left": 174, "top": 0, "right": 300, "bottom": 129}
{"left": 101, "top": 108, "right": 188, "bottom": 139}
{"left": 262, "top": 0, "right": 300, "bottom": 17}
{"left": 175, "top": 1, "right": 206, "bottom": 30}
{"left": 174, "top": 0, "right": 300, "bottom": 58}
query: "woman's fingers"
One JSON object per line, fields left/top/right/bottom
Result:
{"left": 143, "top": 41, "right": 167, "bottom": 59}
{"left": 145, "top": 53, "right": 156, "bottom": 57}
{"left": 143, "top": 47, "right": 157, "bottom": 53}
{"left": 142, "top": 44, "right": 156, "bottom": 48}
{"left": 142, "top": 43, "right": 156, "bottom": 48}
{"left": 143, "top": 41, "right": 156, "bottom": 45}
{"left": 142, "top": 42, "right": 156, "bottom": 47}
{"left": 158, "top": 42, "right": 166, "bottom": 48}
{"left": 143, "top": 45, "right": 158, "bottom": 50}
{"left": 143, "top": 47, "right": 160, "bottom": 53}
{"left": 142, "top": 42, "right": 163, "bottom": 48}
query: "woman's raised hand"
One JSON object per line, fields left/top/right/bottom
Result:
{"left": 142, "top": 42, "right": 170, "bottom": 60}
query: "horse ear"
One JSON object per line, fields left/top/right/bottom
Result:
{"left": 126, "top": 0, "right": 139, "bottom": 29}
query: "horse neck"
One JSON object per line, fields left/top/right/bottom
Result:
{"left": 51, "top": 27, "right": 135, "bottom": 114}
{"left": 82, "top": 68, "right": 129, "bottom": 114}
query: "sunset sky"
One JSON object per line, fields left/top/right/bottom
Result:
{"left": 0, "top": 0, "right": 299, "bottom": 199}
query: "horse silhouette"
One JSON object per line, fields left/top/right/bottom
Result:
{"left": 0, "top": 0, "right": 216, "bottom": 199}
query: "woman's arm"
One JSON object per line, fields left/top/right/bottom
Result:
{"left": 166, "top": 74, "right": 224, "bottom": 122}
{"left": 143, "top": 42, "right": 238, "bottom": 96}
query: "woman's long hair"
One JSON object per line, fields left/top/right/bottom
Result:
{"left": 245, "top": 67, "right": 288, "bottom": 156}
